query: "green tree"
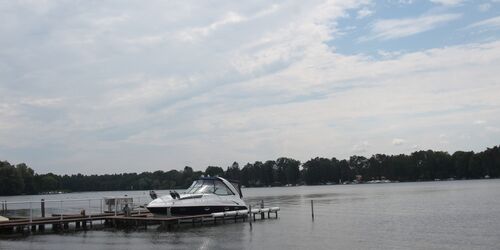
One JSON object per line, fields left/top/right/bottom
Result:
{"left": 225, "top": 162, "right": 241, "bottom": 181}
{"left": 0, "top": 161, "right": 24, "bottom": 195}
{"left": 205, "top": 166, "right": 224, "bottom": 177}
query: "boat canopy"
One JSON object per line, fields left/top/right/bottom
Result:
{"left": 185, "top": 178, "right": 235, "bottom": 196}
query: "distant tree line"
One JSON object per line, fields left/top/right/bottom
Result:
{"left": 1, "top": 146, "right": 499, "bottom": 196}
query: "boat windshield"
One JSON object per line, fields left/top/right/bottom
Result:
{"left": 184, "top": 179, "right": 234, "bottom": 195}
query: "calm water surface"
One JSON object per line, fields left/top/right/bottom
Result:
{"left": 1, "top": 179, "right": 499, "bottom": 250}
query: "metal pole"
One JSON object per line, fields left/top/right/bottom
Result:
{"left": 248, "top": 205, "right": 252, "bottom": 228}
{"left": 89, "top": 199, "right": 92, "bottom": 218}
{"left": 260, "top": 200, "right": 264, "bottom": 219}
{"left": 29, "top": 201, "right": 33, "bottom": 223}
{"left": 138, "top": 197, "right": 141, "bottom": 215}
{"left": 41, "top": 199, "right": 45, "bottom": 217}
{"left": 114, "top": 198, "right": 117, "bottom": 216}
{"left": 100, "top": 199, "right": 103, "bottom": 214}
{"left": 60, "top": 200, "right": 63, "bottom": 220}
{"left": 311, "top": 200, "right": 314, "bottom": 220}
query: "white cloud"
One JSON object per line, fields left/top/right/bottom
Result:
{"left": 392, "top": 138, "right": 405, "bottom": 146}
{"left": 352, "top": 141, "right": 370, "bottom": 154}
{"left": 177, "top": 12, "right": 247, "bottom": 42}
{"left": 474, "top": 120, "right": 486, "bottom": 125}
{"left": 478, "top": 3, "right": 491, "bottom": 12}
{"left": 396, "top": 0, "right": 414, "bottom": 4}
{"left": 430, "top": 0, "right": 464, "bottom": 6}
{"left": 1, "top": 1, "right": 500, "bottom": 174}
{"left": 486, "top": 126, "right": 500, "bottom": 133}
{"left": 361, "top": 13, "right": 461, "bottom": 41}
{"left": 356, "top": 7, "right": 374, "bottom": 19}
{"left": 466, "top": 16, "right": 500, "bottom": 30}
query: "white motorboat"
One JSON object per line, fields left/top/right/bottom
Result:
{"left": 146, "top": 176, "right": 247, "bottom": 216}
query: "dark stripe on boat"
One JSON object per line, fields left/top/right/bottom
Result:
{"left": 147, "top": 205, "right": 247, "bottom": 216}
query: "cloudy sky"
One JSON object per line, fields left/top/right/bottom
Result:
{"left": 1, "top": 0, "right": 499, "bottom": 174}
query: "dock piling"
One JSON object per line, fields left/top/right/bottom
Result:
{"left": 311, "top": 200, "right": 314, "bottom": 221}
{"left": 137, "top": 197, "right": 141, "bottom": 215}
{"left": 248, "top": 205, "right": 252, "bottom": 228}
{"left": 59, "top": 200, "right": 63, "bottom": 221}
{"left": 41, "top": 199, "right": 45, "bottom": 218}
{"left": 260, "top": 200, "right": 265, "bottom": 219}
{"left": 29, "top": 202, "right": 32, "bottom": 223}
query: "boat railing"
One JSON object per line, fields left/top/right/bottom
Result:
{"left": 0, "top": 196, "right": 152, "bottom": 223}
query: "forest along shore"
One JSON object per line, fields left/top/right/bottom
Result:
{"left": 1, "top": 146, "right": 499, "bottom": 196}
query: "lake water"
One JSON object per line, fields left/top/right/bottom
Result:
{"left": 1, "top": 179, "right": 500, "bottom": 250}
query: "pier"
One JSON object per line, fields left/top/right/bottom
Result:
{"left": 0, "top": 198, "right": 279, "bottom": 235}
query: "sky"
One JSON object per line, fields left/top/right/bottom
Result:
{"left": 1, "top": 0, "right": 500, "bottom": 174}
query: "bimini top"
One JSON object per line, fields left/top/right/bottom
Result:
{"left": 185, "top": 176, "right": 243, "bottom": 198}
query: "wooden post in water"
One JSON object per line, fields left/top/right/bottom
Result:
{"left": 260, "top": 200, "right": 265, "bottom": 219}
{"left": 114, "top": 198, "right": 118, "bottom": 216}
{"left": 311, "top": 200, "right": 315, "bottom": 221}
{"left": 41, "top": 199, "right": 45, "bottom": 218}
{"left": 29, "top": 201, "right": 32, "bottom": 223}
{"left": 59, "top": 200, "right": 63, "bottom": 221}
{"left": 137, "top": 197, "right": 141, "bottom": 215}
{"left": 248, "top": 205, "right": 252, "bottom": 228}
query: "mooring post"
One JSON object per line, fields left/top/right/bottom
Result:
{"left": 41, "top": 199, "right": 45, "bottom": 218}
{"left": 311, "top": 200, "right": 315, "bottom": 221}
{"left": 29, "top": 201, "right": 33, "bottom": 223}
{"left": 60, "top": 200, "right": 63, "bottom": 221}
{"left": 138, "top": 197, "right": 141, "bottom": 215}
{"left": 260, "top": 200, "right": 264, "bottom": 219}
{"left": 114, "top": 198, "right": 118, "bottom": 216}
{"left": 248, "top": 205, "right": 252, "bottom": 228}
{"left": 88, "top": 199, "right": 91, "bottom": 218}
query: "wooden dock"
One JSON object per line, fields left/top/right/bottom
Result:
{"left": 0, "top": 207, "right": 280, "bottom": 235}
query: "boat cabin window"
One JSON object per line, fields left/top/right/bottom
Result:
{"left": 184, "top": 179, "right": 234, "bottom": 195}
{"left": 214, "top": 180, "right": 233, "bottom": 195}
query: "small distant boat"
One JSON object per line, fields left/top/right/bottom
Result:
{"left": 147, "top": 176, "right": 247, "bottom": 216}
